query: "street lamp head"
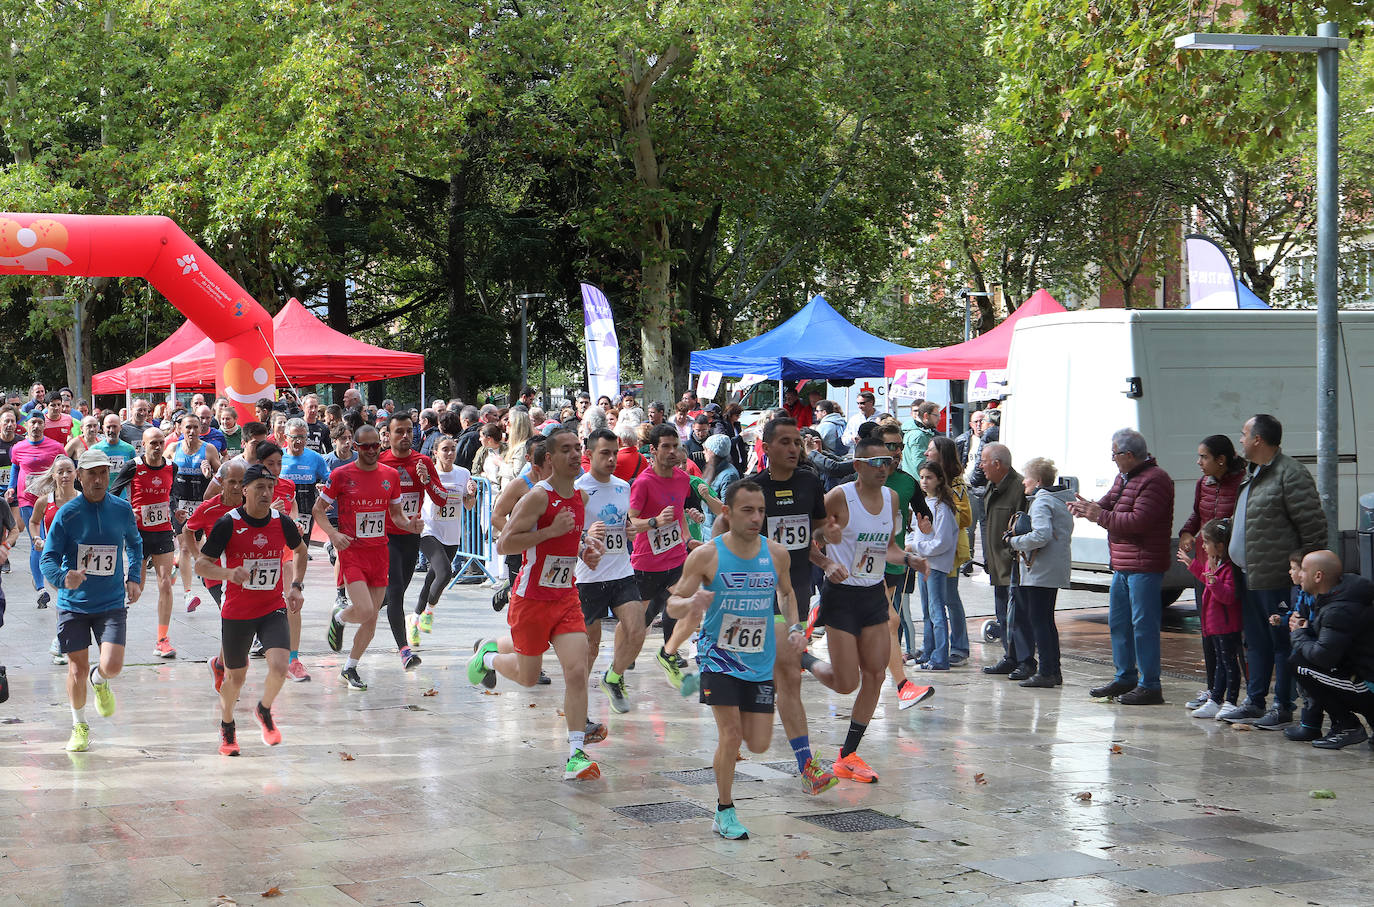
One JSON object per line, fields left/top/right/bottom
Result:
{"left": 1173, "top": 32, "right": 1347, "bottom": 53}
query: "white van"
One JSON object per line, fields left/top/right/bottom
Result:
{"left": 1000, "top": 308, "right": 1374, "bottom": 598}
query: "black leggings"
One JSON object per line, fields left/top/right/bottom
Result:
{"left": 385, "top": 533, "right": 422, "bottom": 649}
{"left": 416, "top": 537, "right": 459, "bottom": 613}
{"left": 1205, "top": 631, "right": 1244, "bottom": 704}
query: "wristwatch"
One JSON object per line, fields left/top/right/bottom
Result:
{"left": 789, "top": 623, "right": 805, "bottom": 635}
{"left": 648, "top": 517, "right": 658, "bottom": 529}
{"left": 291, "top": 581, "right": 305, "bottom": 590}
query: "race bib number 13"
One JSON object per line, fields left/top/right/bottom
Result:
{"left": 78, "top": 544, "right": 117, "bottom": 577}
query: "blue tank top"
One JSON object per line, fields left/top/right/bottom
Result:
{"left": 697, "top": 535, "right": 777, "bottom": 682}
{"left": 170, "top": 440, "right": 211, "bottom": 503}
{"left": 171, "top": 440, "right": 210, "bottom": 476}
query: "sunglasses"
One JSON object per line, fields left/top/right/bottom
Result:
{"left": 856, "top": 456, "right": 895, "bottom": 467}
{"left": 356, "top": 442, "right": 380, "bottom": 451}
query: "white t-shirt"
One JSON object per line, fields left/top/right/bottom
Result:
{"left": 421, "top": 466, "right": 472, "bottom": 546}
{"left": 574, "top": 472, "right": 634, "bottom": 583}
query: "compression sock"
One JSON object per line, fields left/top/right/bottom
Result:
{"left": 568, "top": 730, "right": 585, "bottom": 757}
{"left": 605, "top": 669, "right": 622, "bottom": 685}
{"left": 789, "top": 735, "right": 813, "bottom": 773}
{"left": 800, "top": 652, "right": 819, "bottom": 672}
{"left": 72, "top": 707, "right": 86, "bottom": 725}
{"left": 157, "top": 624, "right": 169, "bottom": 640}
{"left": 289, "top": 650, "right": 299, "bottom": 663}
{"left": 840, "top": 721, "right": 867, "bottom": 758}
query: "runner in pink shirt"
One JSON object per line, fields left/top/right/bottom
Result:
{"left": 12, "top": 411, "right": 68, "bottom": 595}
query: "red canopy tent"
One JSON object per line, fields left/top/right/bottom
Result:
{"left": 91, "top": 320, "right": 209, "bottom": 393}
{"left": 122, "top": 298, "right": 425, "bottom": 389}
{"left": 884, "top": 289, "right": 1067, "bottom": 378}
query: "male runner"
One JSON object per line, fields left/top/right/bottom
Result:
{"left": 92, "top": 414, "right": 136, "bottom": 473}
{"left": 468, "top": 427, "right": 609, "bottom": 780}
{"left": 197, "top": 464, "right": 307, "bottom": 755}
{"left": 315, "top": 425, "right": 420, "bottom": 690}
{"left": 39, "top": 450, "right": 143, "bottom": 752}
{"left": 667, "top": 479, "right": 802, "bottom": 839}
{"left": 301, "top": 395, "right": 328, "bottom": 452}
{"left": 809, "top": 435, "right": 930, "bottom": 783}
{"left": 627, "top": 425, "right": 695, "bottom": 688}
{"left": 576, "top": 429, "right": 646, "bottom": 714}
{"left": 182, "top": 460, "right": 248, "bottom": 610}
{"left": 169, "top": 412, "right": 222, "bottom": 614}
{"left": 378, "top": 414, "right": 448, "bottom": 671}
{"left": 111, "top": 427, "right": 179, "bottom": 658}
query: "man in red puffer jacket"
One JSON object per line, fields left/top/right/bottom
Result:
{"left": 1068, "top": 428, "right": 1174, "bottom": 705}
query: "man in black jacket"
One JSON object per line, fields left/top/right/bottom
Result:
{"left": 454, "top": 406, "right": 482, "bottom": 472}
{"left": 1289, "top": 550, "right": 1374, "bottom": 749}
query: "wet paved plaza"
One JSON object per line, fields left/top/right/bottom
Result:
{"left": 3, "top": 558, "right": 1373, "bottom": 906}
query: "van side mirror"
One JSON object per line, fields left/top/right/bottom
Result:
{"left": 1124, "top": 377, "right": 1143, "bottom": 399}
{"left": 1061, "top": 476, "right": 1080, "bottom": 494}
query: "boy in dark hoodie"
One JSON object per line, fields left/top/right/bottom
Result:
{"left": 1275, "top": 549, "right": 1324, "bottom": 741}
{"left": 1288, "top": 550, "right": 1374, "bottom": 749}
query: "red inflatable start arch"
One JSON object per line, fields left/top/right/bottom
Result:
{"left": 0, "top": 213, "right": 274, "bottom": 422}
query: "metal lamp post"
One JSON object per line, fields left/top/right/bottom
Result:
{"left": 516, "top": 292, "right": 548, "bottom": 396}
{"left": 1176, "top": 24, "right": 1348, "bottom": 550}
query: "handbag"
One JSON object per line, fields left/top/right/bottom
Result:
{"left": 1006, "top": 510, "right": 1036, "bottom": 567}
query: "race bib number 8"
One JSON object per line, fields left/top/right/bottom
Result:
{"left": 539, "top": 555, "right": 576, "bottom": 588}
{"left": 720, "top": 614, "right": 767, "bottom": 653}
{"left": 851, "top": 544, "right": 886, "bottom": 581}
{"left": 355, "top": 511, "right": 385, "bottom": 538}
{"left": 400, "top": 492, "right": 422, "bottom": 519}
{"left": 768, "top": 514, "right": 810, "bottom": 550}
{"left": 649, "top": 521, "right": 683, "bottom": 556}
{"left": 78, "top": 544, "right": 117, "bottom": 577}
{"left": 141, "top": 501, "right": 171, "bottom": 528}
{"left": 243, "top": 558, "right": 281, "bottom": 591}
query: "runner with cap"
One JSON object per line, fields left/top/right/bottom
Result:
{"left": 196, "top": 463, "right": 307, "bottom": 756}
{"left": 39, "top": 449, "right": 143, "bottom": 753}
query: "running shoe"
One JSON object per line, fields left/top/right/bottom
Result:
{"left": 804, "top": 602, "right": 821, "bottom": 640}
{"left": 801, "top": 757, "right": 840, "bottom": 795}
{"left": 600, "top": 672, "right": 630, "bottom": 713}
{"left": 326, "top": 542, "right": 336, "bottom": 565}
{"left": 679, "top": 671, "right": 699, "bottom": 699}
{"left": 897, "top": 680, "right": 935, "bottom": 710}
{"left": 254, "top": 702, "right": 282, "bottom": 746}
{"left": 340, "top": 667, "right": 367, "bottom": 691}
{"left": 833, "top": 750, "right": 879, "bottom": 783}
{"left": 334, "top": 587, "right": 347, "bottom": 608}
{"left": 154, "top": 637, "right": 176, "bottom": 659}
{"left": 286, "top": 659, "right": 310, "bottom": 683}
{"left": 250, "top": 641, "right": 266, "bottom": 658}
{"left": 538, "top": 671, "right": 551, "bottom": 685}
{"left": 326, "top": 605, "right": 345, "bottom": 653}
{"left": 656, "top": 648, "right": 684, "bottom": 690}
{"left": 491, "top": 580, "right": 510, "bottom": 612}
{"left": 208, "top": 654, "right": 226, "bottom": 693}
{"left": 406, "top": 614, "right": 421, "bottom": 648}
{"left": 36, "top": 590, "right": 50, "bottom": 610}
{"left": 66, "top": 722, "right": 90, "bottom": 753}
{"left": 401, "top": 649, "right": 422, "bottom": 671}
{"left": 1184, "top": 689, "right": 1210, "bottom": 710}
{"left": 419, "top": 609, "right": 434, "bottom": 633}
{"left": 219, "top": 721, "right": 240, "bottom": 756}
{"left": 564, "top": 748, "right": 601, "bottom": 781}
{"left": 89, "top": 667, "right": 115, "bottom": 717}
{"left": 712, "top": 806, "right": 749, "bottom": 840}
{"left": 50, "top": 637, "right": 67, "bottom": 666}
{"left": 584, "top": 720, "right": 608, "bottom": 744}
{"left": 468, "top": 639, "right": 498, "bottom": 688}
{"left": 184, "top": 591, "right": 202, "bottom": 613}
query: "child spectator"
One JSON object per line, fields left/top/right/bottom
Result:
{"left": 1277, "top": 549, "right": 1325, "bottom": 741}
{"left": 1177, "top": 518, "right": 1242, "bottom": 719}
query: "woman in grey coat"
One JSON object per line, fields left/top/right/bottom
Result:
{"left": 1006, "top": 457, "right": 1075, "bottom": 688}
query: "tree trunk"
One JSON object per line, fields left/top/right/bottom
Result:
{"left": 640, "top": 250, "right": 673, "bottom": 404}
{"left": 446, "top": 169, "right": 473, "bottom": 401}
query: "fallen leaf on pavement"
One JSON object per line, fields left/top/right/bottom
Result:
{"left": 212, "top": 898, "right": 236, "bottom": 906}
{"left": 796, "top": 850, "right": 810, "bottom": 860}
{"left": 1232, "top": 723, "right": 1252, "bottom": 732}
{"left": 1109, "top": 744, "right": 1123, "bottom": 754}
{"left": 556, "top": 709, "right": 565, "bottom": 716}
{"left": 261, "top": 886, "right": 283, "bottom": 898}
{"left": 1073, "top": 791, "right": 1092, "bottom": 801}
{"left": 481, "top": 690, "right": 501, "bottom": 696}
{"left": 1310, "top": 789, "right": 1337, "bottom": 799}
{"left": 339, "top": 752, "right": 355, "bottom": 761}
{"left": 974, "top": 772, "right": 987, "bottom": 785}
{"left": 422, "top": 688, "right": 438, "bottom": 697}
{"left": 528, "top": 703, "right": 537, "bottom": 708}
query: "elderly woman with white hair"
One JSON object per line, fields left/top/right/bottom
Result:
{"left": 1006, "top": 457, "right": 1075, "bottom": 688}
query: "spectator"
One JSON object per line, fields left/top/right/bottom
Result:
{"left": 454, "top": 406, "right": 482, "bottom": 472}
{"left": 962, "top": 409, "right": 989, "bottom": 575}
{"left": 471, "top": 423, "right": 511, "bottom": 492}
{"left": 841, "top": 391, "right": 877, "bottom": 448}
{"left": 801, "top": 428, "right": 854, "bottom": 490}
{"left": 1006, "top": 457, "right": 1075, "bottom": 688}
{"left": 417, "top": 409, "right": 442, "bottom": 456}
{"left": 900, "top": 401, "right": 939, "bottom": 479}
{"left": 647, "top": 401, "right": 667, "bottom": 426}
{"left": 979, "top": 442, "right": 1033, "bottom": 679}
{"left": 781, "top": 385, "right": 812, "bottom": 428}
{"left": 701, "top": 434, "right": 739, "bottom": 534}
{"left": 1176, "top": 518, "right": 1243, "bottom": 718}
{"left": 1179, "top": 434, "right": 1245, "bottom": 559}
{"left": 1219, "top": 413, "right": 1328, "bottom": 727}
{"left": 923, "top": 436, "right": 971, "bottom": 666}
{"left": 671, "top": 401, "right": 693, "bottom": 440}
{"left": 908, "top": 461, "right": 958, "bottom": 671}
{"left": 814, "top": 400, "right": 847, "bottom": 456}
{"left": 1288, "top": 549, "right": 1374, "bottom": 748}
{"left": 684, "top": 414, "right": 712, "bottom": 471}
{"left": 1069, "top": 428, "right": 1174, "bottom": 705}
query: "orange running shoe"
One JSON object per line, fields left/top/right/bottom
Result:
{"left": 254, "top": 702, "right": 282, "bottom": 746}
{"left": 208, "top": 655, "right": 225, "bottom": 693}
{"left": 833, "top": 750, "right": 878, "bottom": 783}
{"left": 897, "top": 681, "right": 935, "bottom": 710}
{"left": 218, "top": 721, "right": 240, "bottom": 756}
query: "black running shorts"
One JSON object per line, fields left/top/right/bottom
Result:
{"left": 700, "top": 671, "right": 775, "bottom": 713}
{"left": 818, "top": 580, "right": 890, "bottom": 636}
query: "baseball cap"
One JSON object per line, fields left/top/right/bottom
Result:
{"left": 76, "top": 449, "right": 111, "bottom": 470}
{"left": 243, "top": 463, "right": 276, "bottom": 485}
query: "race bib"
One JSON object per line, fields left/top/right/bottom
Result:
{"left": 851, "top": 544, "right": 886, "bottom": 581}
{"left": 0, "top": 465, "right": 10, "bottom": 487}
{"left": 294, "top": 513, "right": 312, "bottom": 537}
{"left": 437, "top": 493, "right": 462, "bottom": 522}
{"left": 141, "top": 501, "right": 171, "bottom": 528}
{"left": 602, "top": 527, "right": 627, "bottom": 555}
{"left": 107, "top": 456, "right": 126, "bottom": 470}
{"left": 649, "top": 520, "right": 683, "bottom": 556}
{"left": 355, "top": 510, "right": 385, "bottom": 539}
{"left": 719, "top": 614, "right": 767, "bottom": 653}
{"left": 78, "top": 544, "right": 117, "bottom": 577}
{"left": 768, "top": 514, "right": 810, "bottom": 550}
{"left": 242, "top": 558, "right": 281, "bottom": 591}
{"left": 399, "top": 492, "right": 422, "bottom": 519}
{"left": 539, "top": 555, "right": 576, "bottom": 588}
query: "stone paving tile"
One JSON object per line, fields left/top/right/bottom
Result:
{"left": 1101, "top": 866, "right": 1227, "bottom": 895}
{"left": 963, "top": 848, "right": 1123, "bottom": 882}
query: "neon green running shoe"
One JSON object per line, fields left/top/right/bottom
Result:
{"left": 468, "top": 639, "right": 498, "bottom": 688}
{"left": 90, "top": 667, "right": 116, "bottom": 718}
{"left": 656, "top": 648, "right": 684, "bottom": 690}
{"left": 66, "top": 722, "right": 90, "bottom": 753}
{"left": 801, "top": 756, "right": 839, "bottom": 795}
{"left": 564, "top": 748, "right": 601, "bottom": 781}
{"left": 712, "top": 806, "right": 749, "bottom": 840}
{"left": 418, "top": 609, "right": 434, "bottom": 633}
{"left": 406, "top": 614, "right": 421, "bottom": 648}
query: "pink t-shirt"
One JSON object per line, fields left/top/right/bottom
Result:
{"left": 12, "top": 437, "right": 66, "bottom": 508}
{"left": 628, "top": 467, "right": 691, "bottom": 572}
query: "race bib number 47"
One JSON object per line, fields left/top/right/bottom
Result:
{"left": 399, "top": 493, "right": 422, "bottom": 519}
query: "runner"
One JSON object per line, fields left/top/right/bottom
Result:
{"left": 322, "top": 424, "right": 357, "bottom": 607}
{"left": 410, "top": 436, "right": 474, "bottom": 643}
{"left": 468, "top": 427, "right": 609, "bottom": 780}
{"left": 42, "top": 397, "right": 74, "bottom": 446}
{"left": 119, "top": 398, "right": 152, "bottom": 455}
{"left": 92, "top": 414, "right": 136, "bottom": 473}
{"left": 110, "top": 427, "right": 179, "bottom": 658}
{"left": 313, "top": 425, "right": 420, "bottom": 690}
{"left": 28, "top": 456, "right": 78, "bottom": 664}
{"left": 218, "top": 402, "right": 244, "bottom": 459}
{"left": 378, "top": 414, "right": 448, "bottom": 671}
{"left": 666, "top": 479, "right": 801, "bottom": 839}
{"left": 0, "top": 407, "right": 17, "bottom": 575}
{"left": 169, "top": 413, "right": 222, "bottom": 615}
{"left": 808, "top": 435, "right": 931, "bottom": 783}
{"left": 576, "top": 429, "right": 646, "bottom": 714}
{"left": 12, "top": 411, "right": 67, "bottom": 606}
{"left": 182, "top": 460, "right": 248, "bottom": 610}
{"left": 280, "top": 418, "right": 332, "bottom": 681}
{"left": 627, "top": 425, "right": 695, "bottom": 688}
{"left": 301, "top": 395, "right": 329, "bottom": 452}
{"left": 39, "top": 449, "right": 143, "bottom": 752}
{"left": 64, "top": 416, "right": 100, "bottom": 459}
{"left": 196, "top": 464, "right": 308, "bottom": 756}
{"left": 488, "top": 438, "right": 550, "bottom": 613}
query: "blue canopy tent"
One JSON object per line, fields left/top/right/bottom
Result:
{"left": 689, "top": 294, "right": 918, "bottom": 379}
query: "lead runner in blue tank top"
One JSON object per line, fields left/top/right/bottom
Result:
{"left": 667, "top": 478, "right": 802, "bottom": 842}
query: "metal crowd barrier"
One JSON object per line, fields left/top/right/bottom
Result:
{"left": 449, "top": 475, "right": 498, "bottom": 586}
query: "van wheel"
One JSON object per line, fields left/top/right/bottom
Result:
{"left": 982, "top": 619, "right": 1003, "bottom": 642}
{"left": 1161, "top": 587, "right": 1184, "bottom": 608}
